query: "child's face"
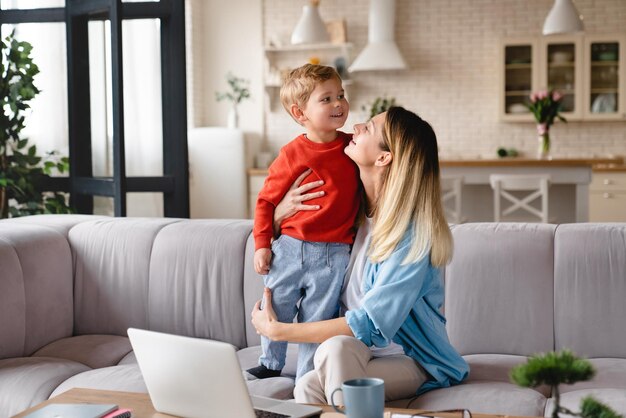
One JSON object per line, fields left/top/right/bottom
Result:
{"left": 300, "top": 78, "right": 349, "bottom": 134}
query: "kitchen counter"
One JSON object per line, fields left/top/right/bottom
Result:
{"left": 593, "top": 163, "right": 626, "bottom": 172}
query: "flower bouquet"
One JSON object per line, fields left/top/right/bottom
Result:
{"left": 526, "top": 89, "right": 567, "bottom": 159}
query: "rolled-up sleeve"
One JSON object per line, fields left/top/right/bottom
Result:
{"left": 345, "top": 240, "right": 431, "bottom": 348}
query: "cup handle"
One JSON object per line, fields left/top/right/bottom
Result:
{"left": 330, "top": 387, "right": 345, "bottom": 414}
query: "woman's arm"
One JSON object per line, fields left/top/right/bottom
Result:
{"left": 252, "top": 288, "right": 354, "bottom": 344}
{"left": 273, "top": 168, "right": 325, "bottom": 236}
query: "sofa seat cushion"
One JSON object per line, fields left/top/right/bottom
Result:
{"left": 559, "top": 358, "right": 626, "bottom": 394}
{"left": 463, "top": 354, "right": 551, "bottom": 397}
{"left": 389, "top": 381, "right": 547, "bottom": 417}
{"left": 33, "top": 335, "right": 132, "bottom": 369}
{"left": 49, "top": 364, "right": 147, "bottom": 398}
{"left": 545, "top": 388, "right": 626, "bottom": 417}
{"left": 236, "top": 344, "right": 299, "bottom": 379}
{"left": 0, "top": 357, "right": 89, "bottom": 417}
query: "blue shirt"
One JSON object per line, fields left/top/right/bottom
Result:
{"left": 345, "top": 229, "right": 469, "bottom": 395}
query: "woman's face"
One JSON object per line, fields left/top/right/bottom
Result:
{"left": 344, "top": 111, "right": 387, "bottom": 167}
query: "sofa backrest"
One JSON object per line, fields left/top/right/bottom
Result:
{"left": 554, "top": 223, "right": 626, "bottom": 358}
{"left": 69, "top": 217, "right": 253, "bottom": 349}
{"left": 0, "top": 222, "right": 74, "bottom": 358}
{"left": 444, "top": 223, "right": 557, "bottom": 356}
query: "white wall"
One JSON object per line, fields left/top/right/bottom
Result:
{"left": 188, "top": 0, "right": 265, "bottom": 169}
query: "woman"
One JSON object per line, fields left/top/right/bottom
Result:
{"left": 251, "top": 106, "right": 469, "bottom": 404}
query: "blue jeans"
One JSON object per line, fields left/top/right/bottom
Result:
{"left": 259, "top": 235, "right": 350, "bottom": 381}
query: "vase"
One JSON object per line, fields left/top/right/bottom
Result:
{"left": 227, "top": 105, "right": 239, "bottom": 128}
{"left": 537, "top": 131, "right": 551, "bottom": 159}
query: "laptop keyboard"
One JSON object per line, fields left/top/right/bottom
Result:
{"left": 254, "top": 409, "right": 290, "bottom": 418}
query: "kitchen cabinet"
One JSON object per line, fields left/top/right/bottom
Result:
{"left": 248, "top": 170, "right": 266, "bottom": 218}
{"left": 500, "top": 34, "right": 626, "bottom": 121}
{"left": 590, "top": 169, "right": 626, "bottom": 222}
{"left": 264, "top": 42, "right": 353, "bottom": 109}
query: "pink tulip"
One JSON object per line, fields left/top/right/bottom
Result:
{"left": 530, "top": 92, "right": 538, "bottom": 102}
{"left": 536, "top": 123, "right": 548, "bottom": 135}
{"left": 552, "top": 91, "right": 563, "bottom": 102}
{"left": 537, "top": 90, "right": 548, "bottom": 100}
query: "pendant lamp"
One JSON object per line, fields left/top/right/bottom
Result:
{"left": 291, "top": 0, "right": 330, "bottom": 45}
{"left": 543, "top": 0, "right": 584, "bottom": 35}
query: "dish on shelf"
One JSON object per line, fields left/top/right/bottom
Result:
{"left": 598, "top": 51, "right": 617, "bottom": 61}
{"left": 591, "top": 93, "right": 617, "bottom": 113}
{"left": 551, "top": 51, "right": 573, "bottom": 64}
{"left": 507, "top": 103, "right": 528, "bottom": 114}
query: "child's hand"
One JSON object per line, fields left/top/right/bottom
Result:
{"left": 254, "top": 248, "right": 272, "bottom": 275}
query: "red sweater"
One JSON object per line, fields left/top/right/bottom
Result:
{"left": 254, "top": 132, "right": 360, "bottom": 250}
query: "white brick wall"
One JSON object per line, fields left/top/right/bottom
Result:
{"left": 262, "top": 0, "right": 626, "bottom": 159}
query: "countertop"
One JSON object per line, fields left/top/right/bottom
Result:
{"left": 248, "top": 156, "right": 624, "bottom": 175}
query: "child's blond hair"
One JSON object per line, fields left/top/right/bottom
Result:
{"left": 279, "top": 64, "right": 342, "bottom": 115}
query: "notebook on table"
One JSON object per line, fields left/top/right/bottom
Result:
{"left": 127, "top": 327, "right": 321, "bottom": 418}
{"left": 24, "top": 403, "right": 118, "bottom": 418}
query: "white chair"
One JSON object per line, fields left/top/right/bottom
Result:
{"left": 441, "top": 175, "right": 464, "bottom": 224}
{"left": 489, "top": 174, "right": 550, "bottom": 223}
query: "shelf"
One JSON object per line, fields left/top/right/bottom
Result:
{"left": 505, "top": 90, "right": 531, "bottom": 96}
{"left": 505, "top": 64, "right": 532, "bottom": 69}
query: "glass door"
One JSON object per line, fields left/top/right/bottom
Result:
{"left": 502, "top": 40, "right": 537, "bottom": 121}
{"left": 540, "top": 36, "right": 583, "bottom": 120}
{"left": 584, "top": 36, "right": 624, "bottom": 120}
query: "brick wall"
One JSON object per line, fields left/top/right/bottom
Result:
{"left": 262, "top": 0, "right": 626, "bottom": 159}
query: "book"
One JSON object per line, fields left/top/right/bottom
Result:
{"left": 24, "top": 403, "right": 118, "bottom": 418}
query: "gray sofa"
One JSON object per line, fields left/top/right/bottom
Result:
{"left": 1, "top": 215, "right": 625, "bottom": 417}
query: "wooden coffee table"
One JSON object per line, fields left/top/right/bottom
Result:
{"left": 13, "top": 387, "right": 537, "bottom": 418}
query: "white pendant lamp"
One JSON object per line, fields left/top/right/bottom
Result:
{"left": 291, "top": 0, "right": 330, "bottom": 45}
{"left": 543, "top": 0, "right": 584, "bottom": 35}
{"left": 348, "top": 0, "right": 407, "bottom": 72}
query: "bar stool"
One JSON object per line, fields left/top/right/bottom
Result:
{"left": 441, "top": 175, "right": 464, "bottom": 224}
{"left": 489, "top": 174, "right": 550, "bottom": 223}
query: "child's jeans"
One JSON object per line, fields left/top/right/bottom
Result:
{"left": 259, "top": 234, "right": 350, "bottom": 381}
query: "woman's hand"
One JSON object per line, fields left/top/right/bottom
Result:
{"left": 274, "top": 169, "right": 325, "bottom": 233}
{"left": 251, "top": 287, "right": 279, "bottom": 340}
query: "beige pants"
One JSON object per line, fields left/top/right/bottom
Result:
{"left": 294, "top": 335, "right": 428, "bottom": 405}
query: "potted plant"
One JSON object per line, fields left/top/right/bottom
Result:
{"left": 362, "top": 95, "right": 396, "bottom": 120}
{"left": 215, "top": 72, "right": 251, "bottom": 128}
{"left": 526, "top": 89, "right": 567, "bottom": 159}
{"left": 511, "top": 350, "right": 622, "bottom": 418}
{"left": 0, "top": 31, "right": 72, "bottom": 218}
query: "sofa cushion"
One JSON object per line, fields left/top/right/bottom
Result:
{"left": 148, "top": 220, "right": 253, "bottom": 347}
{"left": 3, "top": 214, "right": 106, "bottom": 236}
{"left": 0, "top": 357, "right": 89, "bottom": 417}
{"left": 392, "top": 381, "right": 547, "bottom": 416}
{"left": 70, "top": 217, "right": 180, "bottom": 336}
{"left": 49, "top": 364, "right": 147, "bottom": 399}
{"left": 445, "top": 223, "right": 556, "bottom": 356}
{"left": 33, "top": 335, "right": 132, "bottom": 369}
{"left": 554, "top": 224, "right": 626, "bottom": 358}
{"left": 0, "top": 223, "right": 73, "bottom": 357}
{"left": 463, "top": 354, "right": 550, "bottom": 397}
{"left": 558, "top": 358, "right": 626, "bottom": 393}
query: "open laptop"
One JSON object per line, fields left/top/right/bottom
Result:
{"left": 127, "top": 328, "right": 321, "bottom": 418}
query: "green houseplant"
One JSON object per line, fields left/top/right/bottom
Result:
{"left": 511, "top": 350, "right": 622, "bottom": 418}
{"left": 215, "top": 72, "right": 251, "bottom": 128}
{"left": 0, "top": 31, "right": 72, "bottom": 218}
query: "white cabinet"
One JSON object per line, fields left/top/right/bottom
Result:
{"left": 248, "top": 171, "right": 267, "bottom": 219}
{"left": 500, "top": 34, "right": 626, "bottom": 121}
{"left": 264, "top": 42, "right": 354, "bottom": 109}
{"left": 590, "top": 171, "right": 626, "bottom": 222}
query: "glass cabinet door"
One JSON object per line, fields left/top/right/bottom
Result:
{"left": 584, "top": 36, "right": 624, "bottom": 120}
{"left": 502, "top": 41, "right": 537, "bottom": 120}
{"left": 539, "top": 36, "right": 583, "bottom": 120}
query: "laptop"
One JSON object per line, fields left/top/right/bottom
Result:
{"left": 127, "top": 328, "right": 321, "bottom": 418}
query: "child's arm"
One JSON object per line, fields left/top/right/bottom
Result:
{"left": 254, "top": 248, "right": 272, "bottom": 275}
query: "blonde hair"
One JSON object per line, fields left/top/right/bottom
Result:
{"left": 279, "top": 64, "right": 342, "bottom": 114}
{"left": 369, "top": 107, "right": 453, "bottom": 268}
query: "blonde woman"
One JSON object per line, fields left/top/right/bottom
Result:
{"left": 251, "top": 107, "right": 469, "bottom": 403}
